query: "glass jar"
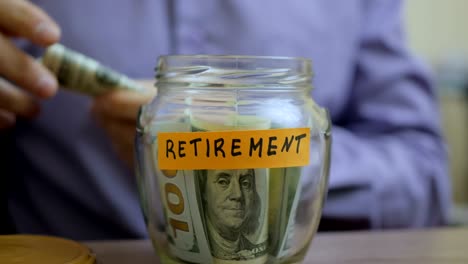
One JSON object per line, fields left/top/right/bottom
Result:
{"left": 135, "top": 55, "right": 331, "bottom": 264}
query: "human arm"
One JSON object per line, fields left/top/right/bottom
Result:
{"left": 322, "top": 0, "right": 451, "bottom": 229}
{"left": 0, "top": 0, "right": 60, "bottom": 129}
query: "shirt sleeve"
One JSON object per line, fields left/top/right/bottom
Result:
{"left": 322, "top": 0, "right": 452, "bottom": 229}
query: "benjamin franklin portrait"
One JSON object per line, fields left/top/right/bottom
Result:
{"left": 197, "top": 169, "right": 262, "bottom": 260}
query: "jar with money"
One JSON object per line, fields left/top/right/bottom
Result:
{"left": 135, "top": 55, "right": 331, "bottom": 264}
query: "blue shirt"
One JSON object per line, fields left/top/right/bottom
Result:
{"left": 5, "top": 0, "right": 450, "bottom": 240}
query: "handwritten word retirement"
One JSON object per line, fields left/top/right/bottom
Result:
{"left": 157, "top": 128, "right": 310, "bottom": 169}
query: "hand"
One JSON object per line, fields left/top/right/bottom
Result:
{"left": 91, "top": 80, "right": 156, "bottom": 168}
{"left": 0, "top": 0, "right": 60, "bottom": 129}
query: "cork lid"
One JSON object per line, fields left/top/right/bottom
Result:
{"left": 0, "top": 235, "right": 95, "bottom": 264}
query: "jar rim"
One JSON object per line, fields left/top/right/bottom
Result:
{"left": 159, "top": 54, "right": 311, "bottom": 64}
{"left": 156, "top": 55, "right": 313, "bottom": 88}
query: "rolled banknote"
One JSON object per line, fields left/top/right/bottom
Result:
{"left": 190, "top": 114, "right": 270, "bottom": 263}
{"left": 40, "top": 43, "right": 146, "bottom": 96}
{"left": 268, "top": 167, "right": 302, "bottom": 259}
{"left": 150, "top": 121, "right": 213, "bottom": 264}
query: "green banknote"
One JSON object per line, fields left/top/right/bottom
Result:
{"left": 191, "top": 114, "right": 270, "bottom": 263}
{"left": 151, "top": 121, "right": 213, "bottom": 263}
{"left": 41, "top": 43, "right": 145, "bottom": 96}
{"left": 268, "top": 167, "right": 302, "bottom": 259}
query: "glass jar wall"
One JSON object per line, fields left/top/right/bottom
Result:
{"left": 135, "top": 55, "right": 331, "bottom": 264}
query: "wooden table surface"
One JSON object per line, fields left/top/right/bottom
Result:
{"left": 85, "top": 227, "right": 468, "bottom": 264}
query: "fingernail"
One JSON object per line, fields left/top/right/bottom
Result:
{"left": 34, "top": 21, "right": 60, "bottom": 43}
{"left": 37, "top": 74, "right": 58, "bottom": 97}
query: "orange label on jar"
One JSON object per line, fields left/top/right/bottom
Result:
{"left": 158, "top": 128, "right": 310, "bottom": 169}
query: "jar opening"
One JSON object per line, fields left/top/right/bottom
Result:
{"left": 155, "top": 55, "right": 313, "bottom": 88}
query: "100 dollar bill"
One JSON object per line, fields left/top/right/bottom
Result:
{"left": 41, "top": 43, "right": 145, "bottom": 96}
{"left": 190, "top": 114, "right": 270, "bottom": 263}
{"left": 151, "top": 121, "right": 213, "bottom": 264}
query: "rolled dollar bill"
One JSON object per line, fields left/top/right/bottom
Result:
{"left": 191, "top": 114, "right": 270, "bottom": 263}
{"left": 40, "top": 43, "right": 146, "bottom": 96}
{"left": 268, "top": 167, "right": 302, "bottom": 258}
{"left": 150, "top": 121, "right": 213, "bottom": 264}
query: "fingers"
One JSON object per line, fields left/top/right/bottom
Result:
{"left": 92, "top": 88, "right": 156, "bottom": 121}
{"left": 0, "top": 0, "right": 60, "bottom": 100}
{"left": 0, "top": 0, "right": 60, "bottom": 45}
{"left": 0, "top": 77, "right": 40, "bottom": 118}
{"left": 0, "top": 34, "right": 58, "bottom": 98}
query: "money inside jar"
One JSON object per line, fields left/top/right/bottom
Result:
{"left": 40, "top": 43, "right": 146, "bottom": 96}
{"left": 191, "top": 115, "right": 270, "bottom": 262}
{"left": 147, "top": 112, "right": 308, "bottom": 263}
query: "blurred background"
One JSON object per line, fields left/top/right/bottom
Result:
{"left": 405, "top": 0, "right": 468, "bottom": 226}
